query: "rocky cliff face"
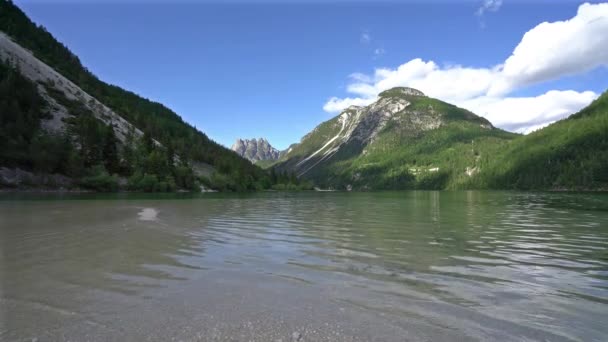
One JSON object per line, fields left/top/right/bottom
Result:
{"left": 232, "top": 138, "right": 281, "bottom": 162}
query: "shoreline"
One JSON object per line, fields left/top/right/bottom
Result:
{"left": 2, "top": 186, "right": 607, "bottom": 194}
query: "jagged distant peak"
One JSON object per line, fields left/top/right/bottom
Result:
{"left": 231, "top": 137, "right": 281, "bottom": 162}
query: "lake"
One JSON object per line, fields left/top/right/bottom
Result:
{"left": 1, "top": 191, "right": 607, "bottom": 341}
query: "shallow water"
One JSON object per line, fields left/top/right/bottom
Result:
{"left": 1, "top": 191, "right": 607, "bottom": 341}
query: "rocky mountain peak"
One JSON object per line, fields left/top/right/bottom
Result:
{"left": 379, "top": 87, "right": 425, "bottom": 98}
{"left": 232, "top": 138, "right": 281, "bottom": 162}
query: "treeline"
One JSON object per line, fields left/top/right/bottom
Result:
{"left": 1, "top": 58, "right": 313, "bottom": 192}
{"left": 293, "top": 119, "right": 517, "bottom": 191}
{"left": 268, "top": 168, "right": 314, "bottom": 191}
{"left": 0, "top": 0, "right": 267, "bottom": 189}
{"left": 0, "top": 59, "right": 196, "bottom": 191}
{"left": 467, "top": 91, "right": 608, "bottom": 190}
{"left": 0, "top": 59, "right": 59, "bottom": 171}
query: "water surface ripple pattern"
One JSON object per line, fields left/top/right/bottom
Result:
{"left": 1, "top": 191, "right": 607, "bottom": 341}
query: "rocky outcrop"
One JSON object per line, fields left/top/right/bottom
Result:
{"left": 0, "top": 167, "right": 75, "bottom": 189}
{"left": 231, "top": 138, "right": 281, "bottom": 162}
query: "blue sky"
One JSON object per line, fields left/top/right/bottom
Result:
{"left": 14, "top": 0, "right": 608, "bottom": 149}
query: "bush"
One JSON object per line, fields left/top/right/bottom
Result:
{"left": 209, "top": 172, "right": 235, "bottom": 191}
{"left": 127, "top": 172, "right": 182, "bottom": 192}
{"left": 127, "top": 173, "right": 157, "bottom": 192}
{"left": 416, "top": 170, "right": 451, "bottom": 190}
{"left": 80, "top": 166, "right": 119, "bottom": 192}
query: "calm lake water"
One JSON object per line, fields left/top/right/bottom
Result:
{"left": 1, "top": 191, "right": 607, "bottom": 341}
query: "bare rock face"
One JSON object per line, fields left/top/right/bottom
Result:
{"left": 0, "top": 167, "right": 74, "bottom": 189}
{"left": 0, "top": 32, "right": 145, "bottom": 144}
{"left": 231, "top": 138, "right": 281, "bottom": 162}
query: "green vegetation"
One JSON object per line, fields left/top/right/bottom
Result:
{"left": 275, "top": 93, "right": 519, "bottom": 190}
{"left": 1, "top": 0, "right": 605, "bottom": 192}
{"left": 254, "top": 159, "right": 279, "bottom": 169}
{"left": 0, "top": 0, "right": 272, "bottom": 191}
{"left": 0, "top": 0, "right": 315, "bottom": 192}
{"left": 0, "top": 56, "right": 312, "bottom": 192}
{"left": 276, "top": 88, "right": 607, "bottom": 191}
{"left": 268, "top": 168, "right": 314, "bottom": 191}
{"left": 379, "top": 88, "right": 492, "bottom": 126}
{"left": 281, "top": 116, "right": 344, "bottom": 162}
{"left": 308, "top": 121, "right": 517, "bottom": 190}
{"left": 80, "top": 166, "right": 120, "bottom": 192}
{"left": 0, "top": 60, "right": 197, "bottom": 191}
{"left": 0, "top": 59, "right": 72, "bottom": 175}
{"left": 467, "top": 91, "right": 608, "bottom": 190}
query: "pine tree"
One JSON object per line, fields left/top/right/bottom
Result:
{"left": 102, "top": 125, "right": 119, "bottom": 174}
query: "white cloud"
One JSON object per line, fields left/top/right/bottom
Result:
{"left": 369, "top": 59, "right": 499, "bottom": 102}
{"left": 360, "top": 31, "right": 371, "bottom": 44}
{"left": 324, "top": 3, "right": 608, "bottom": 134}
{"left": 489, "top": 2, "right": 608, "bottom": 95}
{"left": 349, "top": 72, "right": 373, "bottom": 83}
{"left": 373, "top": 48, "right": 386, "bottom": 57}
{"left": 460, "top": 90, "right": 598, "bottom": 133}
{"left": 323, "top": 96, "right": 376, "bottom": 113}
{"left": 476, "top": 0, "right": 503, "bottom": 17}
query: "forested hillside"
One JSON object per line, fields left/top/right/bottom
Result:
{"left": 275, "top": 85, "right": 607, "bottom": 191}
{"left": 0, "top": 0, "right": 309, "bottom": 191}
{"left": 0, "top": 0, "right": 258, "bottom": 190}
{"left": 468, "top": 91, "right": 608, "bottom": 190}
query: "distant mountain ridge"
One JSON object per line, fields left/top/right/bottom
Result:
{"left": 232, "top": 138, "right": 281, "bottom": 162}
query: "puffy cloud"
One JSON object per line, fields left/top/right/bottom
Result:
{"left": 349, "top": 72, "right": 373, "bottom": 83}
{"left": 372, "top": 59, "right": 499, "bottom": 102}
{"left": 326, "top": 59, "right": 498, "bottom": 110}
{"left": 324, "top": 3, "right": 608, "bottom": 133}
{"left": 460, "top": 90, "right": 598, "bottom": 133}
{"left": 489, "top": 2, "right": 608, "bottom": 95}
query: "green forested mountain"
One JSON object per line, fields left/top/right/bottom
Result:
{"left": 468, "top": 91, "right": 608, "bottom": 190}
{"left": 274, "top": 87, "right": 518, "bottom": 190}
{"left": 275, "top": 87, "right": 607, "bottom": 191}
{"left": 0, "top": 0, "right": 307, "bottom": 191}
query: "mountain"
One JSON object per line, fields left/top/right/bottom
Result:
{"left": 2, "top": 0, "right": 604, "bottom": 192}
{"left": 468, "top": 90, "right": 608, "bottom": 190}
{"left": 0, "top": 0, "right": 271, "bottom": 192}
{"left": 276, "top": 86, "right": 608, "bottom": 191}
{"left": 231, "top": 138, "right": 281, "bottom": 162}
{"left": 274, "top": 87, "right": 518, "bottom": 190}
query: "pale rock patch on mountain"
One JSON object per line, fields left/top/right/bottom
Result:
{"left": 0, "top": 32, "right": 147, "bottom": 144}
